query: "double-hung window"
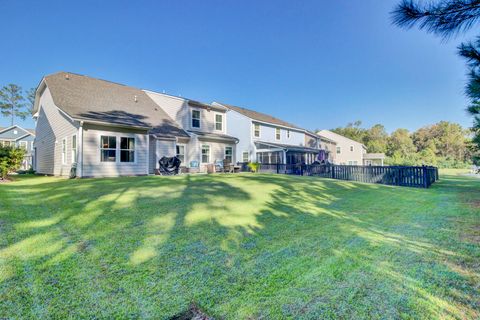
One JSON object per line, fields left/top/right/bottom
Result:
{"left": 176, "top": 145, "right": 185, "bottom": 163}
{"left": 242, "top": 151, "right": 249, "bottom": 162}
{"left": 287, "top": 130, "right": 290, "bottom": 139}
{"left": 201, "top": 145, "right": 210, "bottom": 163}
{"left": 100, "top": 136, "right": 117, "bottom": 162}
{"left": 275, "top": 128, "right": 281, "bottom": 140}
{"left": 192, "top": 110, "right": 200, "bottom": 128}
{"left": 336, "top": 146, "right": 341, "bottom": 154}
{"left": 253, "top": 124, "right": 260, "bottom": 138}
{"left": 120, "top": 137, "right": 135, "bottom": 163}
{"left": 350, "top": 145, "right": 354, "bottom": 152}
{"left": 19, "top": 141, "right": 28, "bottom": 150}
{"left": 71, "top": 135, "right": 77, "bottom": 163}
{"left": 225, "top": 146, "right": 233, "bottom": 162}
{"left": 215, "top": 114, "right": 223, "bottom": 131}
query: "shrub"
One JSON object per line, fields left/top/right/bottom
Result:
{"left": 0, "top": 146, "right": 26, "bottom": 180}
{"left": 247, "top": 162, "right": 261, "bottom": 173}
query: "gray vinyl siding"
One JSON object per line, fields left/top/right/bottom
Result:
{"left": 145, "top": 91, "right": 227, "bottom": 134}
{"left": 144, "top": 91, "right": 189, "bottom": 128}
{"left": 196, "top": 139, "right": 235, "bottom": 172}
{"left": 149, "top": 135, "right": 156, "bottom": 174}
{"left": 34, "top": 86, "right": 79, "bottom": 176}
{"left": 81, "top": 124, "right": 148, "bottom": 177}
{"left": 189, "top": 107, "right": 226, "bottom": 133}
{"left": 155, "top": 139, "right": 176, "bottom": 166}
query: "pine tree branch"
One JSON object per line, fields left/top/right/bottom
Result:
{"left": 392, "top": 0, "right": 480, "bottom": 38}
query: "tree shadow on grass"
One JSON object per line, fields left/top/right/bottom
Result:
{"left": 0, "top": 173, "right": 479, "bottom": 318}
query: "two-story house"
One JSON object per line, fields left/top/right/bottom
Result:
{"left": 32, "top": 72, "right": 238, "bottom": 177}
{"left": 317, "top": 130, "right": 385, "bottom": 166}
{"left": 144, "top": 91, "right": 238, "bottom": 172}
{"left": 0, "top": 125, "right": 35, "bottom": 170}
{"left": 216, "top": 102, "right": 330, "bottom": 165}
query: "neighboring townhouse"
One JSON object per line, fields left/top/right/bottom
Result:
{"left": 216, "top": 102, "right": 330, "bottom": 164}
{"left": 317, "top": 129, "right": 385, "bottom": 165}
{"left": 144, "top": 91, "right": 238, "bottom": 171}
{"left": 32, "top": 72, "right": 238, "bottom": 177}
{"left": 0, "top": 125, "right": 35, "bottom": 170}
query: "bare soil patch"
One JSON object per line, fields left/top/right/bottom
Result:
{"left": 169, "top": 304, "right": 212, "bottom": 320}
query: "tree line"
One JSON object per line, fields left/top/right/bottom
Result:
{"left": 326, "top": 120, "right": 477, "bottom": 168}
{"left": 0, "top": 84, "right": 35, "bottom": 126}
{"left": 392, "top": 0, "right": 480, "bottom": 168}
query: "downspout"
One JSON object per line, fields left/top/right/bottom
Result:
{"left": 78, "top": 121, "right": 84, "bottom": 178}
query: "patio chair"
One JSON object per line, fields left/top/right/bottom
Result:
{"left": 215, "top": 160, "right": 224, "bottom": 173}
{"left": 223, "top": 159, "right": 234, "bottom": 173}
{"left": 189, "top": 160, "right": 200, "bottom": 174}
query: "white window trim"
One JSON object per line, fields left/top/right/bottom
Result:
{"left": 336, "top": 146, "right": 341, "bottom": 154}
{"left": 214, "top": 112, "right": 224, "bottom": 132}
{"left": 253, "top": 123, "right": 261, "bottom": 138}
{"left": 224, "top": 146, "right": 233, "bottom": 162}
{"left": 191, "top": 109, "right": 201, "bottom": 129}
{"left": 286, "top": 130, "right": 290, "bottom": 139}
{"left": 120, "top": 136, "right": 137, "bottom": 164}
{"left": 201, "top": 144, "right": 211, "bottom": 164}
{"left": 275, "top": 128, "right": 281, "bottom": 141}
{"left": 176, "top": 143, "right": 186, "bottom": 163}
{"left": 19, "top": 141, "right": 28, "bottom": 150}
{"left": 242, "top": 151, "right": 249, "bottom": 162}
{"left": 98, "top": 134, "right": 138, "bottom": 164}
{"left": 71, "top": 134, "right": 77, "bottom": 164}
{"left": 100, "top": 135, "right": 117, "bottom": 163}
{"left": 62, "top": 137, "right": 67, "bottom": 165}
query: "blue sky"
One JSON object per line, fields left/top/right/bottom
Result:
{"left": 0, "top": 0, "right": 473, "bottom": 132}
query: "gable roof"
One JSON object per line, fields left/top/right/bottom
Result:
{"left": 219, "top": 103, "right": 303, "bottom": 130}
{"left": 0, "top": 125, "right": 35, "bottom": 139}
{"left": 317, "top": 130, "right": 367, "bottom": 149}
{"left": 43, "top": 72, "right": 189, "bottom": 138}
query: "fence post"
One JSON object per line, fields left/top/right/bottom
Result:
{"left": 422, "top": 166, "right": 428, "bottom": 188}
{"left": 331, "top": 165, "right": 335, "bottom": 179}
{"left": 276, "top": 163, "right": 279, "bottom": 174}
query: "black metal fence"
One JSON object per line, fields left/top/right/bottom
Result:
{"left": 239, "top": 163, "right": 439, "bottom": 188}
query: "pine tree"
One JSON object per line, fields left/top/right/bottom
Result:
{"left": 392, "top": 0, "right": 480, "bottom": 161}
{"left": 0, "top": 84, "right": 28, "bottom": 126}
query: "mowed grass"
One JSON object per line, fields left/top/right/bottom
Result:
{"left": 0, "top": 172, "right": 479, "bottom": 319}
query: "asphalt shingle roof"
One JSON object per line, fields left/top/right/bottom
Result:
{"left": 220, "top": 103, "right": 303, "bottom": 130}
{"left": 44, "top": 72, "right": 189, "bottom": 138}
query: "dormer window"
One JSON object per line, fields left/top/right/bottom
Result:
{"left": 192, "top": 110, "right": 200, "bottom": 128}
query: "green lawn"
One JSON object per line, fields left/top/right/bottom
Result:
{"left": 1, "top": 173, "right": 479, "bottom": 319}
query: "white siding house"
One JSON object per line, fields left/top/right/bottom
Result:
{"left": 316, "top": 130, "right": 385, "bottom": 166}
{"left": 216, "top": 102, "right": 327, "bottom": 165}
